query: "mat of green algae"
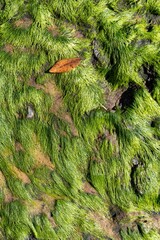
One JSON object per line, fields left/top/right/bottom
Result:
{"left": 0, "top": 0, "right": 160, "bottom": 239}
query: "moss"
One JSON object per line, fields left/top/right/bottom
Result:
{"left": 0, "top": 0, "right": 160, "bottom": 239}
{"left": 32, "top": 214, "right": 58, "bottom": 239}
{"left": 0, "top": 200, "right": 34, "bottom": 240}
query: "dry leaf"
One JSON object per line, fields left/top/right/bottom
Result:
{"left": 49, "top": 57, "right": 81, "bottom": 73}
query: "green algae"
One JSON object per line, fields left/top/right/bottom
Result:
{"left": 0, "top": 0, "right": 160, "bottom": 239}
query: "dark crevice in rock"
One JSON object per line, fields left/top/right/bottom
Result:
{"left": 137, "top": 223, "right": 144, "bottom": 236}
{"left": 151, "top": 117, "right": 160, "bottom": 140}
{"left": 118, "top": 83, "right": 140, "bottom": 110}
{"left": 110, "top": 205, "right": 126, "bottom": 222}
{"left": 0, "top": 2, "right": 5, "bottom": 11}
{"left": 151, "top": 117, "right": 160, "bottom": 129}
{"left": 147, "top": 23, "right": 153, "bottom": 32}
{"left": 130, "top": 163, "right": 139, "bottom": 196}
{"left": 110, "top": 52, "right": 116, "bottom": 65}
{"left": 140, "top": 64, "right": 157, "bottom": 93}
{"left": 148, "top": 8, "right": 160, "bottom": 16}
{"left": 106, "top": 4, "right": 115, "bottom": 11}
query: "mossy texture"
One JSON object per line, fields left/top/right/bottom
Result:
{"left": 0, "top": 0, "right": 160, "bottom": 239}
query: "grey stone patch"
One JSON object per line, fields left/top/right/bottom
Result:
{"left": 26, "top": 105, "right": 35, "bottom": 119}
{"left": 132, "top": 158, "right": 139, "bottom": 165}
{"left": 92, "top": 39, "right": 109, "bottom": 66}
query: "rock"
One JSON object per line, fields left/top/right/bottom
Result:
{"left": 26, "top": 105, "right": 34, "bottom": 119}
{"left": 132, "top": 158, "right": 139, "bottom": 165}
{"left": 103, "top": 85, "right": 126, "bottom": 111}
{"left": 92, "top": 39, "right": 109, "bottom": 66}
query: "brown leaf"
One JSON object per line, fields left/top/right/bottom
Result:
{"left": 49, "top": 58, "right": 81, "bottom": 73}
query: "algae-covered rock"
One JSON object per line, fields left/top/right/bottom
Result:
{"left": 0, "top": 0, "right": 160, "bottom": 239}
